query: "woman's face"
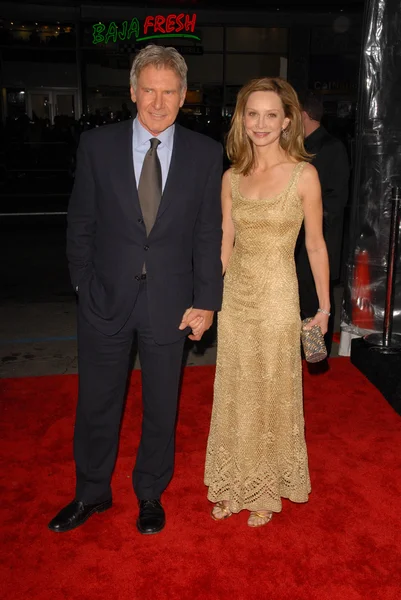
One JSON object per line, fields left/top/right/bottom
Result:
{"left": 243, "top": 91, "right": 290, "bottom": 148}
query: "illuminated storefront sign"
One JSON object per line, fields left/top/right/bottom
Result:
{"left": 92, "top": 14, "right": 200, "bottom": 45}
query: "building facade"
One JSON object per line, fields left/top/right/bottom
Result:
{"left": 1, "top": 2, "right": 362, "bottom": 125}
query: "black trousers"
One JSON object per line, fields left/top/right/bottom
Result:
{"left": 74, "top": 281, "right": 186, "bottom": 504}
{"left": 298, "top": 278, "right": 336, "bottom": 357}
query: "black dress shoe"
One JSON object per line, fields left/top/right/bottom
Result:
{"left": 48, "top": 498, "right": 112, "bottom": 533}
{"left": 137, "top": 499, "right": 165, "bottom": 535}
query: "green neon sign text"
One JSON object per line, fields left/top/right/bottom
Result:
{"left": 92, "top": 14, "right": 200, "bottom": 45}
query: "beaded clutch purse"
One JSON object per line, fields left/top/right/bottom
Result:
{"left": 301, "top": 318, "right": 328, "bottom": 363}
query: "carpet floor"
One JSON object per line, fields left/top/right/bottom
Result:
{"left": 1, "top": 359, "right": 400, "bottom": 600}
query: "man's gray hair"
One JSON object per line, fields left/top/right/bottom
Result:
{"left": 130, "top": 45, "right": 188, "bottom": 92}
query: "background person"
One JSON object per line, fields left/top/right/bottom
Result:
{"left": 296, "top": 91, "right": 350, "bottom": 356}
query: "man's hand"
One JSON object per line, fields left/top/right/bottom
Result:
{"left": 179, "top": 308, "right": 214, "bottom": 341}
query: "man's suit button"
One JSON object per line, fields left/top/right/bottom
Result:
{"left": 135, "top": 275, "right": 140, "bottom": 281}
{"left": 138, "top": 218, "right": 143, "bottom": 224}
{"left": 144, "top": 245, "right": 149, "bottom": 251}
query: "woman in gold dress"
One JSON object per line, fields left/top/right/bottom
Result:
{"left": 204, "top": 78, "right": 330, "bottom": 527}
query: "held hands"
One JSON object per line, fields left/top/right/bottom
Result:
{"left": 304, "top": 310, "right": 329, "bottom": 335}
{"left": 179, "top": 307, "right": 214, "bottom": 341}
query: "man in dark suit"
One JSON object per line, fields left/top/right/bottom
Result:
{"left": 296, "top": 91, "right": 350, "bottom": 355}
{"left": 48, "top": 46, "right": 223, "bottom": 534}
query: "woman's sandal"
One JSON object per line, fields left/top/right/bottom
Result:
{"left": 211, "top": 501, "right": 233, "bottom": 521}
{"left": 247, "top": 511, "right": 273, "bottom": 528}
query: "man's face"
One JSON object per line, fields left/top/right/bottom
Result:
{"left": 130, "top": 65, "right": 186, "bottom": 136}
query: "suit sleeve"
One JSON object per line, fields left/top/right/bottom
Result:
{"left": 315, "top": 140, "right": 350, "bottom": 280}
{"left": 192, "top": 146, "right": 224, "bottom": 311}
{"left": 316, "top": 141, "right": 350, "bottom": 217}
{"left": 66, "top": 134, "right": 96, "bottom": 290}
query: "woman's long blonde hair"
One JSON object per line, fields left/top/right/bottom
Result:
{"left": 226, "top": 77, "right": 312, "bottom": 175}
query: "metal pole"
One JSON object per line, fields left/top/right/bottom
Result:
{"left": 222, "top": 26, "right": 227, "bottom": 117}
{"left": 0, "top": 49, "right": 5, "bottom": 125}
{"left": 383, "top": 186, "right": 401, "bottom": 346}
{"left": 76, "top": 17, "right": 87, "bottom": 117}
{"left": 364, "top": 185, "right": 401, "bottom": 353}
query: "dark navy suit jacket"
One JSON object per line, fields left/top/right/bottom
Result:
{"left": 66, "top": 120, "right": 223, "bottom": 343}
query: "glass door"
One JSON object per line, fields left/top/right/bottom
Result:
{"left": 27, "top": 89, "right": 78, "bottom": 122}
{"left": 29, "top": 92, "right": 52, "bottom": 121}
{"left": 54, "top": 92, "right": 76, "bottom": 119}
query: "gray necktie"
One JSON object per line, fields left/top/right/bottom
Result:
{"left": 138, "top": 138, "right": 162, "bottom": 236}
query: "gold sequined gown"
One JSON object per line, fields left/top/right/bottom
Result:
{"left": 205, "top": 162, "right": 311, "bottom": 513}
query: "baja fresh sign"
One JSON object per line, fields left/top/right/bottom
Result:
{"left": 92, "top": 14, "right": 200, "bottom": 45}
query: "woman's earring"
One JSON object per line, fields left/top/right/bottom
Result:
{"left": 281, "top": 128, "right": 289, "bottom": 140}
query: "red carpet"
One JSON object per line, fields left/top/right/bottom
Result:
{"left": 1, "top": 359, "right": 400, "bottom": 600}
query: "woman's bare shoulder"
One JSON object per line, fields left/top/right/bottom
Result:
{"left": 222, "top": 167, "right": 237, "bottom": 186}
{"left": 301, "top": 161, "right": 317, "bottom": 174}
{"left": 299, "top": 161, "right": 319, "bottom": 183}
{"left": 297, "top": 162, "right": 321, "bottom": 202}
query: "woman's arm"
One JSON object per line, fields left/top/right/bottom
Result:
{"left": 221, "top": 169, "right": 235, "bottom": 274}
{"left": 298, "top": 163, "right": 330, "bottom": 334}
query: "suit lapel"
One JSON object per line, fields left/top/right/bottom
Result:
{"left": 120, "top": 119, "right": 142, "bottom": 220}
{"left": 155, "top": 124, "right": 193, "bottom": 222}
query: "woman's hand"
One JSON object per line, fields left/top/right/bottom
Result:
{"left": 304, "top": 311, "right": 329, "bottom": 335}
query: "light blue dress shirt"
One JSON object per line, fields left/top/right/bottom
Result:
{"left": 132, "top": 118, "right": 175, "bottom": 192}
